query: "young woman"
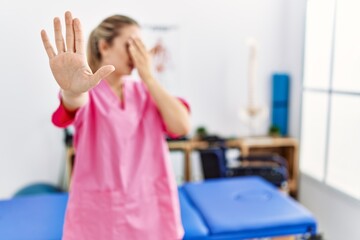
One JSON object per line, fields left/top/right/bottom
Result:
{"left": 41, "top": 11, "right": 190, "bottom": 240}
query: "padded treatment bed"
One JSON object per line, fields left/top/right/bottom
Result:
{"left": 0, "top": 176, "right": 316, "bottom": 239}
{"left": 180, "top": 176, "right": 317, "bottom": 239}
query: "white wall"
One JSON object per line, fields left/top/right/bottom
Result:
{"left": 0, "top": 0, "right": 290, "bottom": 199}
{"left": 178, "top": 0, "right": 288, "bottom": 137}
{"left": 283, "top": 0, "right": 307, "bottom": 138}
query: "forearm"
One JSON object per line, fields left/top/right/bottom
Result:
{"left": 145, "top": 78, "right": 190, "bottom": 136}
{"left": 61, "top": 90, "right": 89, "bottom": 112}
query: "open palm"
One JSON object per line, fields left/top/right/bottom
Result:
{"left": 41, "top": 11, "right": 114, "bottom": 94}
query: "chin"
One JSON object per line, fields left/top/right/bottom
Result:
{"left": 116, "top": 68, "right": 132, "bottom": 77}
{"left": 127, "top": 68, "right": 135, "bottom": 76}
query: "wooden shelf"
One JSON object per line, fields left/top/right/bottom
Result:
{"left": 167, "top": 137, "right": 299, "bottom": 198}
{"left": 66, "top": 137, "right": 300, "bottom": 198}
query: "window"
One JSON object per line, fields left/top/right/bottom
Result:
{"left": 303, "top": 0, "right": 335, "bottom": 90}
{"left": 332, "top": 0, "right": 360, "bottom": 93}
{"left": 326, "top": 95, "right": 360, "bottom": 198}
{"left": 301, "top": 0, "right": 360, "bottom": 199}
{"left": 300, "top": 91, "right": 329, "bottom": 181}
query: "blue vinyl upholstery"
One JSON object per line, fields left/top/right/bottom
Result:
{"left": 0, "top": 177, "right": 316, "bottom": 240}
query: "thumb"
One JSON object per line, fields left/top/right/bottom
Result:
{"left": 90, "top": 65, "right": 115, "bottom": 86}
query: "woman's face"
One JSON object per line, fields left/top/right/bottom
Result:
{"left": 100, "top": 25, "right": 141, "bottom": 76}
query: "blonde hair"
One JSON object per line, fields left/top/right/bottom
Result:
{"left": 87, "top": 15, "right": 139, "bottom": 72}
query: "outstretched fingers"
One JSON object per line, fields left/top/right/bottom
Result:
{"left": 41, "top": 30, "right": 56, "bottom": 59}
{"left": 65, "top": 11, "right": 75, "bottom": 52}
{"left": 53, "top": 17, "right": 65, "bottom": 54}
{"left": 73, "top": 18, "right": 84, "bottom": 54}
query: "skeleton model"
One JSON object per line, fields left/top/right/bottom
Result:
{"left": 238, "top": 38, "right": 268, "bottom": 136}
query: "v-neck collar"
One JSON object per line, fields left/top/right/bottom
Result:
{"left": 101, "top": 79, "right": 127, "bottom": 110}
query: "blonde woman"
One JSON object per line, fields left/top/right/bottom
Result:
{"left": 41, "top": 11, "right": 190, "bottom": 240}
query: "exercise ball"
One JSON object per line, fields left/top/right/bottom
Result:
{"left": 13, "top": 183, "right": 63, "bottom": 197}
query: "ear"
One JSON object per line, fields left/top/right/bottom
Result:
{"left": 98, "top": 39, "right": 109, "bottom": 56}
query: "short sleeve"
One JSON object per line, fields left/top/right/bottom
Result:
{"left": 177, "top": 98, "right": 190, "bottom": 113}
{"left": 163, "top": 97, "right": 191, "bottom": 139}
{"left": 51, "top": 94, "right": 77, "bottom": 128}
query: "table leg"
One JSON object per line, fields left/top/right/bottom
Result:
{"left": 184, "top": 148, "right": 191, "bottom": 182}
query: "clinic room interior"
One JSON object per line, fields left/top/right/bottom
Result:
{"left": 0, "top": 0, "right": 358, "bottom": 240}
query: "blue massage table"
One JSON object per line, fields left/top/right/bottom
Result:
{"left": 0, "top": 176, "right": 317, "bottom": 239}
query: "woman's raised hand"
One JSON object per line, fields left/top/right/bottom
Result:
{"left": 41, "top": 11, "right": 114, "bottom": 95}
{"left": 128, "top": 37, "right": 155, "bottom": 83}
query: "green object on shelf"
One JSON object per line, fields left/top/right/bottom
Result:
{"left": 269, "top": 125, "right": 281, "bottom": 137}
{"left": 195, "top": 126, "right": 208, "bottom": 139}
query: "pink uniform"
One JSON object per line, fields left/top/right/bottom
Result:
{"left": 52, "top": 78, "right": 188, "bottom": 240}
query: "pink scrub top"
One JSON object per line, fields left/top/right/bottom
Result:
{"left": 52, "top": 78, "right": 189, "bottom": 240}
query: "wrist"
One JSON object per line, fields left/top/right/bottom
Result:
{"left": 143, "top": 76, "right": 157, "bottom": 88}
{"left": 61, "top": 90, "right": 88, "bottom": 111}
{"left": 139, "top": 68, "right": 155, "bottom": 84}
{"left": 61, "top": 90, "right": 85, "bottom": 99}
